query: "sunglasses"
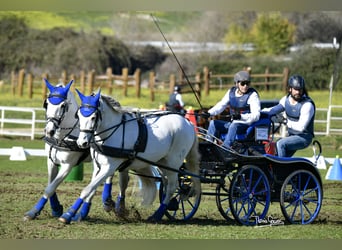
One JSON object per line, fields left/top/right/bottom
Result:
{"left": 239, "top": 81, "right": 250, "bottom": 86}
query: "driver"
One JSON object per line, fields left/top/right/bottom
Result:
{"left": 203, "top": 70, "right": 261, "bottom": 149}
{"left": 263, "top": 74, "right": 316, "bottom": 157}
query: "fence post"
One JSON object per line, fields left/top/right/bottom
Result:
{"left": 122, "top": 67, "right": 128, "bottom": 97}
{"left": 106, "top": 67, "right": 113, "bottom": 95}
{"left": 88, "top": 69, "right": 95, "bottom": 95}
{"left": 70, "top": 73, "right": 76, "bottom": 92}
{"left": 18, "top": 69, "right": 25, "bottom": 97}
{"left": 11, "top": 71, "right": 16, "bottom": 96}
{"left": 282, "top": 67, "right": 290, "bottom": 92}
{"left": 61, "top": 70, "right": 67, "bottom": 84}
{"left": 42, "top": 73, "right": 48, "bottom": 99}
{"left": 149, "top": 71, "right": 155, "bottom": 102}
{"left": 265, "top": 67, "right": 270, "bottom": 91}
{"left": 203, "top": 66, "right": 210, "bottom": 96}
{"left": 326, "top": 105, "right": 332, "bottom": 135}
{"left": 169, "top": 74, "right": 175, "bottom": 94}
{"left": 134, "top": 68, "right": 141, "bottom": 98}
{"left": 80, "top": 70, "right": 85, "bottom": 93}
{"left": 195, "top": 72, "right": 201, "bottom": 99}
{"left": 27, "top": 73, "right": 33, "bottom": 99}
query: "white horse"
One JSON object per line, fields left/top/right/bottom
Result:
{"left": 58, "top": 89, "right": 201, "bottom": 224}
{"left": 24, "top": 79, "right": 119, "bottom": 221}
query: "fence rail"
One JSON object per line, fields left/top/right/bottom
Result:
{"left": 10, "top": 66, "right": 289, "bottom": 102}
{"left": 0, "top": 106, "right": 45, "bottom": 140}
{"left": 0, "top": 105, "right": 342, "bottom": 140}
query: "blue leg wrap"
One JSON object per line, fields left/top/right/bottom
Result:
{"left": 24, "top": 197, "right": 47, "bottom": 219}
{"left": 102, "top": 183, "right": 112, "bottom": 203}
{"left": 72, "top": 202, "right": 91, "bottom": 221}
{"left": 71, "top": 197, "right": 83, "bottom": 211}
{"left": 148, "top": 203, "right": 167, "bottom": 222}
{"left": 115, "top": 195, "right": 125, "bottom": 212}
{"left": 60, "top": 198, "right": 83, "bottom": 224}
{"left": 35, "top": 197, "right": 48, "bottom": 211}
{"left": 49, "top": 193, "right": 63, "bottom": 217}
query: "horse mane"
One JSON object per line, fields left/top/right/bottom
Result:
{"left": 100, "top": 94, "right": 124, "bottom": 113}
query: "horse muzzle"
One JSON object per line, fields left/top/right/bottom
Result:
{"left": 77, "top": 131, "right": 92, "bottom": 148}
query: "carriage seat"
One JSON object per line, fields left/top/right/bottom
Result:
{"left": 221, "top": 112, "right": 272, "bottom": 142}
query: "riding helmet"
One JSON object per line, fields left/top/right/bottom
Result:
{"left": 174, "top": 85, "right": 181, "bottom": 93}
{"left": 234, "top": 71, "right": 250, "bottom": 83}
{"left": 288, "top": 75, "right": 305, "bottom": 90}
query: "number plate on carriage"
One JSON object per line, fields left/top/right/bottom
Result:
{"left": 255, "top": 126, "right": 269, "bottom": 141}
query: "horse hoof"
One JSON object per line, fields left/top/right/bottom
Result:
{"left": 24, "top": 209, "right": 39, "bottom": 220}
{"left": 23, "top": 215, "right": 33, "bottom": 221}
{"left": 58, "top": 213, "right": 72, "bottom": 224}
{"left": 58, "top": 217, "right": 69, "bottom": 224}
{"left": 147, "top": 215, "right": 161, "bottom": 223}
{"left": 103, "top": 199, "right": 116, "bottom": 212}
{"left": 51, "top": 205, "right": 63, "bottom": 217}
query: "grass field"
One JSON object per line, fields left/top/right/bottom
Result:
{"left": 0, "top": 137, "right": 342, "bottom": 239}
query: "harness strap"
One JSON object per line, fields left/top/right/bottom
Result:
{"left": 91, "top": 117, "right": 147, "bottom": 159}
{"left": 44, "top": 136, "right": 89, "bottom": 152}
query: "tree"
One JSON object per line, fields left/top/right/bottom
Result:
{"left": 250, "top": 12, "right": 296, "bottom": 55}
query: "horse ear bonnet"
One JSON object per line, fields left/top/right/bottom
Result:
{"left": 48, "top": 87, "right": 68, "bottom": 105}
{"left": 77, "top": 90, "right": 101, "bottom": 117}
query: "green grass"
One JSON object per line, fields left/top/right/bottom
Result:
{"left": 0, "top": 138, "right": 341, "bottom": 239}
{"left": 0, "top": 11, "right": 200, "bottom": 37}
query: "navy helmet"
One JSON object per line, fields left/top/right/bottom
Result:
{"left": 174, "top": 85, "right": 181, "bottom": 93}
{"left": 288, "top": 75, "right": 305, "bottom": 90}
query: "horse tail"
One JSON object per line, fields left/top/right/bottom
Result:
{"left": 185, "top": 134, "right": 201, "bottom": 194}
{"left": 136, "top": 166, "right": 157, "bottom": 206}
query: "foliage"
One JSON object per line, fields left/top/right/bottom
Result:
{"left": 0, "top": 14, "right": 166, "bottom": 78}
{"left": 286, "top": 46, "right": 337, "bottom": 90}
{"left": 223, "top": 23, "right": 252, "bottom": 48}
{"left": 129, "top": 45, "right": 167, "bottom": 73}
{"left": 250, "top": 12, "right": 296, "bottom": 55}
{"left": 294, "top": 12, "right": 342, "bottom": 43}
{"left": 223, "top": 12, "right": 296, "bottom": 55}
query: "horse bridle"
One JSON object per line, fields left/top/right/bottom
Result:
{"left": 78, "top": 104, "right": 138, "bottom": 146}
{"left": 44, "top": 94, "right": 78, "bottom": 138}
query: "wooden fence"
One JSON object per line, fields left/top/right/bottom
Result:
{"left": 9, "top": 66, "right": 289, "bottom": 101}
{"left": 10, "top": 68, "right": 142, "bottom": 99}
{"left": 202, "top": 66, "right": 290, "bottom": 95}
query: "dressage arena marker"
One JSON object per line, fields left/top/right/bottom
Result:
{"left": 9, "top": 146, "right": 27, "bottom": 161}
{"left": 326, "top": 155, "right": 342, "bottom": 181}
{"left": 0, "top": 147, "right": 46, "bottom": 160}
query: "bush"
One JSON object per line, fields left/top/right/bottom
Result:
{"left": 287, "top": 46, "right": 337, "bottom": 90}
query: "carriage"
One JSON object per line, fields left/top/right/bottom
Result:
{"left": 60, "top": 88, "right": 322, "bottom": 226}
{"left": 161, "top": 111, "right": 323, "bottom": 226}
{"left": 33, "top": 81, "right": 322, "bottom": 226}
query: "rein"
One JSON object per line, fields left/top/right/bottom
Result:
{"left": 151, "top": 14, "right": 204, "bottom": 110}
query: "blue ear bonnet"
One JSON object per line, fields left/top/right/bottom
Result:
{"left": 44, "top": 78, "right": 73, "bottom": 105}
{"left": 48, "top": 87, "right": 68, "bottom": 105}
{"left": 80, "top": 95, "right": 100, "bottom": 117}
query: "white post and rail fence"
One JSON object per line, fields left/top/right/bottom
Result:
{"left": 0, "top": 105, "right": 342, "bottom": 141}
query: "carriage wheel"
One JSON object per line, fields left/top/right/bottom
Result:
{"left": 280, "top": 169, "right": 322, "bottom": 224}
{"left": 159, "top": 173, "right": 201, "bottom": 221}
{"left": 216, "top": 174, "right": 235, "bottom": 222}
{"left": 229, "top": 165, "right": 271, "bottom": 226}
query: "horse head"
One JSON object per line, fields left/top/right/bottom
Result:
{"left": 44, "top": 78, "right": 75, "bottom": 138}
{"left": 75, "top": 88, "right": 101, "bottom": 148}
